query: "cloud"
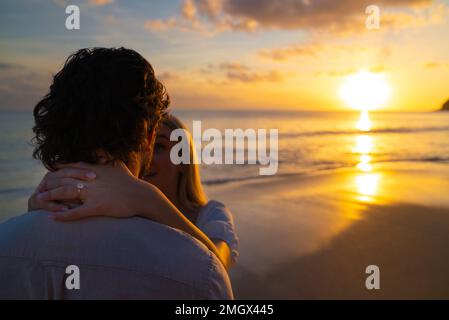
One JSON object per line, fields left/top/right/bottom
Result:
{"left": 315, "top": 65, "right": 385, "bottom": 77}
{"left": 218, "top": 62, "right": 249, "bottom": 72}
{"left": 223, "top": 0, "right": 434, "bottom": 30}
{"left": 103, "top": 15, "right": 121, "bottom": 26}
{"left": 144, "top": 18, "right": 178, "bottom": 31}
{"left": 144, "top": 0, "right": 443, "bottom": 36}
{"left": 226, "top": 70, "right": 284, "bottom": 83}
{"left": 369, "top": 65, "right": 385, "bottom": 73}
{"left": 424, "top": 61, "right": 449, "bottom": 68}
{"left": 424, "top": 62, "right": 440, "bottom": 68}
{"left": 182, "top": 0, "right": 197, "bottom": 21}
{"left": 144, "top": 0, "right": 258, "bottom": 35}
{"left": 87, "top": 0, "right": 114, "bottom": 6}
{"left": 0, "top": 62, "right": 21, "bottom": 70}
{"left": 196, "top": 0, "right": 223, "bottom": 20}
{"left": 259, "top": 43, "right": 325, "bottom": 61}
{"left": 381, "top": 3, "right": 448, "bottom": 30}
{"left": 259, "top": 43, "right": 372, "bottom": 61}
{"left": 0, "top": 68, "right": 50, "bottom": 110}
{"left": 53, "top": 0, "right": 113, "bottom": 6}
{"left": 52, "top": 0, "right": 68, "bottom": 6}
{"left": 158, "top": 72, "right": 180, "bottom": 82}
{"left": 207, "top": 62, "right": 286, "bottom": 83}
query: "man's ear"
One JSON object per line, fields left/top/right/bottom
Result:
{"left": 95, "top": 149, "right": 113, "bottom": 164}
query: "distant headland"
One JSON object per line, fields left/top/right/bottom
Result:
{"left": 441, "top": 99, "right": 449, "bottom": 111}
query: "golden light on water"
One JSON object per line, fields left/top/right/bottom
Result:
{"left": 352, "top": 112, "right": 381, "bottom": 202}
{"left": 357, "top": 110, "right": 372, "bottom": 131}
{"left": 357, "top": 154, "right": 372, "bottom": 172}
{"left": 339, "top": 70, "right": 391, "bottom": 111}
{"left": 356, "top": 173, "right": 380, "bottom": 202}
{"left": 353, "top": 135, "right": 373, "bottom": 154}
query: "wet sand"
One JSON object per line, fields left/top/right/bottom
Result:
{"left": 206, "top": 162, "right": 449, "bottom": 299}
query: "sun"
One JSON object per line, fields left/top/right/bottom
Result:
{"left": 339, "top": 70, "right": 391, "bottom": 110}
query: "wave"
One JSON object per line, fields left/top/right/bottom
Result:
{"left": 376, "top": 156, "right": 449, "bottom": 164}
{"left": 0, "top": 187, "right": 33, "bottom": 196}
{"left": 203, "top": 171, "right": 306, "bottom": 186}
{"left": 202, "top": 156, "right": 449, "bottom": 186}
{"left": 282, "top": 126, "right": 449, "bottom": 138}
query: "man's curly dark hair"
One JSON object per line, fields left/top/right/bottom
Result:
{"left": 32, "top": 47, "right": 169, "bottom": 171}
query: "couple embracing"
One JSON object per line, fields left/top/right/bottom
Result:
{"left": 0, "top": 47, "right": 238, "bottom": 299}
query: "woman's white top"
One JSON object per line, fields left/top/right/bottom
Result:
{"left": 195, "top": 200, "right": 239, "bottom": 263}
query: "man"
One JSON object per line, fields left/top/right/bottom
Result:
{"left": 0, "top": 47, "right": 233, "bottom": 299}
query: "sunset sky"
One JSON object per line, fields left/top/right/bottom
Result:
{"left": 1, "top": 0, "right": 449, "bottom": 111}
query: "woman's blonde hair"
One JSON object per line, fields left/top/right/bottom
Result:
{"left": 162, "top": 114, "right": 208, "bottom": 210}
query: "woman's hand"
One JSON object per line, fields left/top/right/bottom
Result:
{"left": 28, "top": 166, "right": 97, "bottom": 213}
{"left": 31, "top": 161, "right": 159, "bottom": 221}
{"left": 29, "top": 162, "right": 231, "bottom": 269}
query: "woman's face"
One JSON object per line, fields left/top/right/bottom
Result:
{"left": 143, "top": 125, "right": 183, "bottom": 202}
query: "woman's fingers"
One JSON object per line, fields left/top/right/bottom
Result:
{"left": 37, "top": 185, "right": 82, "bottom": 202}
{"left": 49, "top": 204, "right": 95, "bottom": 221}
{"left": 45, "top": 167, "right": 96, "bottom": 181}
{"left": 28, "top": 192, "right": 69, "bottom": 212}
{"left": 39, "top": 201, "right": 69, "bottom": 212}
{"left": 40, "top": 177, "right": 83, "bottom": 192}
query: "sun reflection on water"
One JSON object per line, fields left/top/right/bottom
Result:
{"left": 354, "top": 135, "right": 373, "bottom": 154}
{"left": 357, "top": 110, "right": 372, "bottom": 131}
{"left": 353, "top": 111, "right": 380, "bottom": 202}
{"left": 356, "top": 174, "right": 379, "bottom": 202}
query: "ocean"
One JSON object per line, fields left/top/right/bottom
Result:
{"left": 1, "top": 109, "right": 449, "bottom": 221}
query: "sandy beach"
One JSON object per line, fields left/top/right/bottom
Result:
{"left": 207, "top": 162, "right": 449, "bottom": 299}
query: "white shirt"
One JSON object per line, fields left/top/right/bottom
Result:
{"left": 0, "top": 211, "right": 233, "bottom": 299}
{"left": 196, "top": 201, "right": 239, "bottom": 263}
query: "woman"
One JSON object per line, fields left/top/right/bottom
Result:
{"left": 29, "top": 115, "right": 238, "bottom": 270}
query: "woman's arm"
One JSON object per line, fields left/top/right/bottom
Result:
{"left": 30, "top": 162, "right": 232, "bottom": 270}
{"left": 118, "top": 180, "right": 232, "bottom": 270}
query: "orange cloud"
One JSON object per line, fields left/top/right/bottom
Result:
{"left": 209, "top": 62, "right": 287, "bottom": 83}
{"left": 87, "top": 0, "right": 113, "bottom": 6}
{"left": 144, "top": 0, "right": 442, "bottom": 36}
{"left": 315, "top": 65, "right": 385, "bottom": 77}
{"left": 158, "top": 72, "right": 180, "bottom": 82}
{"left": 223, "top": 0, "right": 435, "bottom": 30}
{"left": 259, "top": 43, "right": 372, "bottom": 61}
{"left": 381, "top": 3, "right": 448, "bottom": 30}
{"left": 144, "top": 18, "right": 179, "bottom": 32}
{"left": 144, "top": 0, "right": 258, "bottom": 35}
{"left": 182, "top": 0, "right": 197, "bottom": 21}
{"left": 259, "top": 43, "right": 324, "bottom": 61}
{"left": 226, "top": 70, "right": 284, "bottom": 83}
{"left": 424, "top": 61, "right": 449, "bottom": 68}
{"left": 54, "top": 0, "right": 114, "bottom": 6}
{"left": 218, "top": 62, "right": 249, "bottom": 72}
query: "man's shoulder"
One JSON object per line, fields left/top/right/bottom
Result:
{"left": 0, "top": 211, "right": 210, "bottom": 264}
{"left": 0, "top": 211, "right": 229, "bottom": 293}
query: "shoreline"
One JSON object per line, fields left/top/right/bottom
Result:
{"left": 206, "top": 161, "right": 449, "bottom": 299}
{"left": 1, "top": 160, "right": 449, "bottom": 298}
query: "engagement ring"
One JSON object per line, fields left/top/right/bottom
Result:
{"left": 76, "top": 182, "right": 85, "bottom": 202}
